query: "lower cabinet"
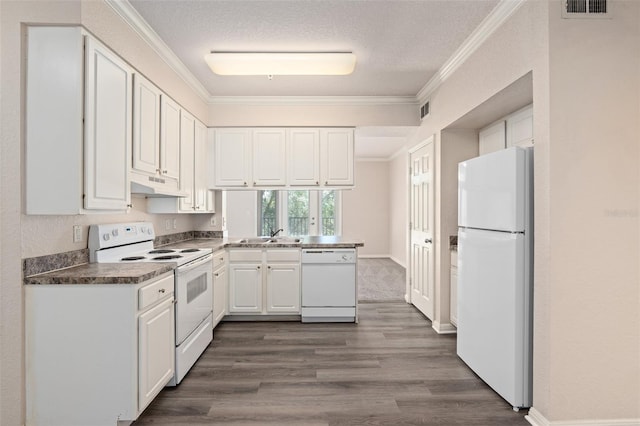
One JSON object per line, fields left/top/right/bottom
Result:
{"left": 25, "top": 272, "right": 175, "bottom": 426}
{"left": 228, "top": 249, "right": 301, "bottom": 315}
{"left": 212, "top": 249, "right": 228, "bottom": 327}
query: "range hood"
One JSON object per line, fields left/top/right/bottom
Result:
{"left": 130, "top": 181, "right": 188, "bottom": 198}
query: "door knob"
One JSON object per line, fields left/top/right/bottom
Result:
{"left": 424, "top": 238, "right": 432, "bottom": 244}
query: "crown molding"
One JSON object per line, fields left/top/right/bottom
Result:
{"left": 208, "top": 96, "right": 418, "bottom": 106}
{"left": 105, "top": 0, "right": 210, "bottom": 102}
{"left": 416, "top": 0, "right": 527, "bottom": 104}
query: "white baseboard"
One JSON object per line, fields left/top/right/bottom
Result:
{"left": 432, "top": 320, "right": 457, "bottom": 334}
{"left": 526, "top": 408, "right": 640, "bottom": 426}
{"left": 389, "top": 256, "right": 406, "bottom": 268}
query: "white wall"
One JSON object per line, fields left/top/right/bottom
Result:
{"left": 389, "top": 152, "right": 408, "bottom": 266}
{"left": 342, "top": 160, "right": 390, "bottom": 257}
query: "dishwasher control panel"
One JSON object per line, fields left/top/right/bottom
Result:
{"left": 302, "top": 249, "right": 356, "bottom": 264}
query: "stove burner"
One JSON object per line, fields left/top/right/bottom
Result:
{"left": 149, "top": 249, "right": 175, "bottom": 254}
{"left": 153, "top": 255, "right": 183, "bottom": 260}
{"left": 121, "top": 256, "right": 146, "bottom": 261}
{"left": 180, "top": 248, "right": 200, "bottom": 253}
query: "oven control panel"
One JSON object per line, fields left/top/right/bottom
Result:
{"left": 89, "top": 222, "right": 156, "bottom": 251}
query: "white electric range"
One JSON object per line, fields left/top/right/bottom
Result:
{"left": 89, "top": 222, "right": 213, "bottom": 386}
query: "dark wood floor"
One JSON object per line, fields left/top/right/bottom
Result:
{"left": 135, "top": 302, "right": 529, "bottom": 425}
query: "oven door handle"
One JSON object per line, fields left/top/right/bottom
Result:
{"left": 178, "top": 254, "right": 213, "bottom": 272}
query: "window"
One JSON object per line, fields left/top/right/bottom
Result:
{"left": 257, "top": 190, "right": 341, "bottom": 236}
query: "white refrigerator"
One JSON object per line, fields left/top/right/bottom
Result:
{"left": 457, "top": 146, "right": 533, "bottom": 410}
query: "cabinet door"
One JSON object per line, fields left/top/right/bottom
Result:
{"left": 179, "top": 111, "right": 196, "bottom": 211}
{"left": 320, "top": 129, "right": 354, "bottom": 186}
{"left": 214, "top": 129, "right": 251, "bottom": 187}
{"left": 507, "top": 105, "right": 533, "bottom": 148}
{"left": 132, "top": 74, "right": 161, "bottom": 176}
{"left": 253, "top": 128, "right": 286, "bottom": 186}
{"left": 138, "top": 297, "right": 175, "bottom": 412}
{"left": 193, "top": 120, "right": 209, "bottom": 211}
{"left": 266, "top": 263, "right": 300, "bottom": 313}
{"left": 84, "top": 36, "right": 132, "bottom": 210}
{"left": 479, "top": 121, "right": 506, "bottom": 156}
{"left": 288, "top": 129, "right": 320, "bottom": 186}
{"left": 213, "top": 265, "right": 227, "bottom": 327}
{"left": 160, "top": 96, "right": 182, "bottom": 181}
{"left": 228, "top": 263, "right": 262, "bottom": 313}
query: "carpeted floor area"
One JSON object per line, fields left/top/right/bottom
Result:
{"left": 357, "top": 258, "right": 406, "bottom": 302}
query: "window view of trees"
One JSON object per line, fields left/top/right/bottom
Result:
{"left": 258, "top": 190, "right": 338, "bottom": 236}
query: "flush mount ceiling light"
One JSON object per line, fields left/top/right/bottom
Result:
{"left": 204, "top": 52, "right": 356, "bottom": 76}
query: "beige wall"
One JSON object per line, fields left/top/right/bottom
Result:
{"left": 209, "top": 102, "right": 419, "bottom": 127}
{"left": 389, "top": 152, "right": 408, "bottom": 266}
{"left": 342, "top": 160, "right": 391, "bottom": 256}
{"left": 541, "top": 0, "right": 640, "bottom": 420}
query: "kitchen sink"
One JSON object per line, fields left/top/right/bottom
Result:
{"left": 236, "top": 237, "right": 301, "bottom": 244}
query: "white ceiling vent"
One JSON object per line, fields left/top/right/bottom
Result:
{"left": 420, "top": 100, "right": 430, "bottom": 120}
{"left": 562, "top": 0, "right": 610, "bottom": 18}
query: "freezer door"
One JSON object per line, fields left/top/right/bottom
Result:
{"left": 456, "top": 228, "right": 532, "bottom": 408}
{"left": 458, "top": 147, "right": 527, "bottom": 232}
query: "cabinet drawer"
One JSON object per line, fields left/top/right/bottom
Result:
{"left": 139, "top": 273, "right": 174, "bottom": 311}
{"left": 266, "top": 249, "right": 300, "bottom": 262}
{"left": 213, "top": 250, "right": 227, "bottom": 269}
{"left": 229, "top": 249, "right": 262, "bottom": 262}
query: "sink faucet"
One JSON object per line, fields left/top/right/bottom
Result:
{"left": 270, "top": 228, "right": 284, "bottom": 237}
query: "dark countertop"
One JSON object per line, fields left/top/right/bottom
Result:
{"left": 24, "top": 262, "right": 175, "bottom": 285}
{"left": 25, "top": 237, "right": 364, "bottom": 285}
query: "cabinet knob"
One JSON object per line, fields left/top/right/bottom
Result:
{"left": 325, "top": 181, "right": 328, "bottom": 185}
{"left": 163, "top": 170, "right": 168, "bottom": 174}
{"left": 214, "top": 273, "right": 219, "bottom": 277}
{"left": 126, "top": 204, "right": 132, "bottom": 208}
{"left": 257, "top": 265, "right": 261, "bottom": 270}
{"left": 220, "top": 258, "right": 224, "bottom": 261}
{"left": 158, "top": 288, "right": 165, "bottom": 294}
{"left": 243, "top": 182, "right": 247, "bottom": 186}
{"left": 424, "top": 238, "right": 432, "bottom": 244}
{"left": 316, "top": 181, "right": 319, "bottom": 185}
{"left": 156, "top": 168, "right": 162, "bottom": 173}
{"left": 267, "top": 266, "right": 271, "bottom": 269}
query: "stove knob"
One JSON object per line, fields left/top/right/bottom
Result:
{"left": 147, "top": 229, "right": 152, "bottom": 235}
{"left": 103, "top": 233, "right": 110, "bottom": 241}
{"left": 140, "top": 226, "right": 146, "bottom": 233}
{"left": 112, "top": 229, "right": 119, "bottom": 237}
{"left": 342, "top": 255, "right": 348, "bottom": 261}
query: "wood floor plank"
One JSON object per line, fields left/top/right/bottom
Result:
{"left": 134, "top": 302, "right": 529, "bottom": 425}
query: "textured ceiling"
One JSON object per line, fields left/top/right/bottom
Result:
{"left": 128, "top": 0, "right": 500, "bottom": 97}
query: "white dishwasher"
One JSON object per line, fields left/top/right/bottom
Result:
{"left": 301, "top": 249, "right": 357, "bottom": 323}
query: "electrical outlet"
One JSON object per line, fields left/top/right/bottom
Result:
{"left": 165, "top": 219, "right": 171, "bottom": 230}
{"left": 73, "top": 225, "right": 82, "bottom": 243}
{"left": 172, "top": 218, "right": 177, "bottom": 229}
{"left": 210, "top": 216, "right": 216, "bottom": 226}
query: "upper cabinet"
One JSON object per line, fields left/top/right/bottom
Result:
{"left": 147, "top": 115, "right": 214, "bottom": 214}
{"left": 131, "top": 73, "right": 182, "bottom": 195}
{"left": 214, "top": 129, "right": 252, "bottom": 187}
{"left": 26, "top": 26, "right": 132, "bottom": 214}
{"left": 288, "top": 129, "right": 320, "bottom": 186}
{"left": 253, "top": 129, "right": 287, "bottom": 187}
{"left": 506, "top": 105, "right": 533, "bottom": 148}
{"left": 320, "top": 128, "right": 354, "bottom": 186}
{"left": 212, "top": 127, "right": 354, "bottom": 190}
{"left": 478, "top": 104, "right": 533, "bottom": 156}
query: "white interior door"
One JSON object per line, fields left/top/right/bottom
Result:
{"left": 409, "top": 138, "right": 435, "bottom": 320}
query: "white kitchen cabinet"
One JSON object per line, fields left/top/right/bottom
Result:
{"left": 320, "top": 128, "right": 355, "bottom": 186}
{"left": 214, "top": 128, "right": 252, "bottom": 187}
{"left": 84, "top": 36, "right": 132, "bottom": 211}
{"left": 161, "top": 95, "right": 182, "bottom": 182}
{"left": 25, "top": 272, "right": 175, "bottom": 425}
{"left": 253, "top": 128, "right": 287, "bottom": 186}
{"left": 450, "top": 250, "right": 458, "bottom": 327}
{"left": 229, "top": 262, "right": 263, "bottom": 313}
{"left": 210, "top": 127, "right": 354, "bottom": 189}
{"left": 266, "top": 263, "right": 301, "bottom": 313}
{"left": 288, "top": 128, "right": 321, "bottom": 186}
{"left": 147, "top": 116, "right": 214, "bottom": 213}
{"left": 138, "top": 296, "right": 175, "bottom": 410}
{"left": 479, "top": 121, "right": 506, "bottom": 156}
{"left": 228, "top": 249, "right": 301, "bottom": 315}
{"left": 507, "top": 104, "right": 533, "bottom": 148}
{"left": 212, "top": 250, "right": 228, "bottom": 327}
{"left": 132, "top": 73, "right": 162, "bottom": 177}
{"left": 26, "top": 26, "right": 132, "bottom": 214}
